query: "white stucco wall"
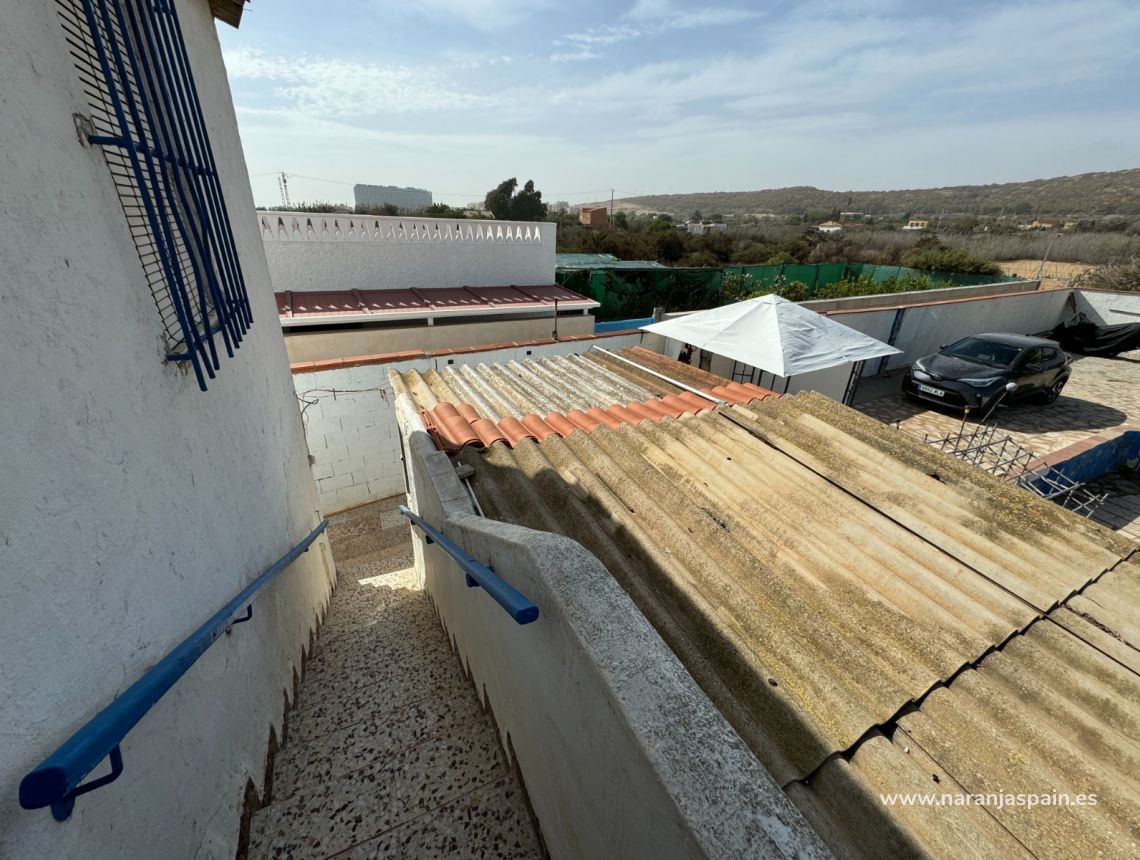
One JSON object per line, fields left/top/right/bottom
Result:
{"left": 260, "top": 211, "right": 557, "bottom": 292}
{"left": 294, "top": 333, "right": 645, "bottom": 513}
{"left": 0, "top": 3, "right": 333, "bottom": 858}
{"left": 829, "top": 288, "right": 1075, "bottom": 373}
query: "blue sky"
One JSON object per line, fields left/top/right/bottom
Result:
{"left": 219, "top": 0, "right": 1140, "bottom": 209}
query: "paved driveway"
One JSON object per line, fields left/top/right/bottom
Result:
{"left": 854, "top": 348, "right": 1140, "bottom": 459}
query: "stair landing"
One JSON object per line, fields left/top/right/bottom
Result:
{"left": 248, "top": 497, "right": 543, "bottom": 859}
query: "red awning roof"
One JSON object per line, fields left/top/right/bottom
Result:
{"left": 276, "top": 284, "right": 596, "bottom": 323}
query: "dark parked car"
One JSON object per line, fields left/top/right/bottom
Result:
{"left": 901, "top": 332, "right": 1072, "bottom": 413}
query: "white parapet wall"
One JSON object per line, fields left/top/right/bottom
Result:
{"left": 397, "top": 399, "right": 829, "bottom": 859}
{"left": 292, "top": 332, "right": 645, "bottom": 513}
{"left": 0, "top": 3, "right": 333, "bottom": 858}
{"left": 828, "top": 287, "right": 1077, "bottom": 375}
{"left": 259, "top": 211, "right": 557, "bottom": 292}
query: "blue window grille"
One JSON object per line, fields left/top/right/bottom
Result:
{"left": 57, "top": 0, "right": 252, "bottom": 391}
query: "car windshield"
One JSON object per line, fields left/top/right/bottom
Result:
{"left": 941, "top": 337, "right": 1021, "bottom": 368}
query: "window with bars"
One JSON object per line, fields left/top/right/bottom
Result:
{"left": 57, "top": 0, "right": 252, "bottom": 391}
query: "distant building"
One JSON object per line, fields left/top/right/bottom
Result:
{"left": 839, "top": 211, "right": 864, "bottom": 221}
{"left": 580, "top": 206, "right": 609, "bottom": 230}
{"left": 817, "top": 220, "right": 843, "bottom": 234}
{"left": 902, "top": 219, "right": 929, "bottom": 231}
{"left": 353, "top": 183, "right": 432, "bottom": 211}
{"left": 685, "top": 222, "right": 728, "bottom": 235}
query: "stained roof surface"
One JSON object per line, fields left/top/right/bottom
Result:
{"left": 397, "top": 347, "right": 1140, "bottom": 858}
{"left": 275, "top": 284, "right": 596, "bottom": 323}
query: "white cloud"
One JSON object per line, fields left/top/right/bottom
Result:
{"left": 550, "top": 49, "right": 601, "bottom": 63}
{"left": 388, "top": 0, "right": 556, "bottom": 32}
{"left": 222, "top": 48, "right": 492, "bottom": 117}
{"left": 554, "top": 2, "right": 763, "bottom": 58}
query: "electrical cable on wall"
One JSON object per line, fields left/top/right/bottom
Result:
{"left": 295, "top": 385, "right": 391, "bottom": 419}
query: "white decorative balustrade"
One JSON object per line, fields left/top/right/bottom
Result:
{"left": 257, "top": 211, "right": 557, "bottom": 294}
{"left": 259, "top": 211, "right": 547, "bottom": 245}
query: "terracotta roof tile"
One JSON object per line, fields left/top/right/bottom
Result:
{"left": 586, "top": 407, "right": 625, "bottom": 429}
{"left": 565, "top": 409, "right": 602, "bottom": 432}
{"left": 520, "top": 414, "right": 557, "bottom": 441}
{"left": 497, "top": 416, "right": 536, "bottom": 446}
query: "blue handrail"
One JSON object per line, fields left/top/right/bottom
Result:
{"left": 19, "top": 520, "right": 328, "bottom": 821}
{"left": 399, "top": 506, "right": 539, "bottom": 625}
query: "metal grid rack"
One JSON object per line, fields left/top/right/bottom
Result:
{"left": 922, "top": 421, "right": 1109, "bottom": 518}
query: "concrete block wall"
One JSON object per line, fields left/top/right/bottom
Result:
{"left": 397, "top": 397, "right": 829, "bottom": 859}
{"left": 294, "top": 332, "right": 645, "bottom": 513}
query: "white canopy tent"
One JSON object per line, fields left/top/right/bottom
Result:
{"left": 641, "top": 294, "right": 900, "bottom": 401}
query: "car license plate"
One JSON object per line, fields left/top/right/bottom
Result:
{"left": 916, "top": 383, "right": 944, "bottom": 397}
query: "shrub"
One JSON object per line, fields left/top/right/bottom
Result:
{"left": 901, "top": 245, "right": 1003, "bottom": 274}
{"left": 1072, "top": 258, "right": 1140, "bottom": 291}
{"left": 722, "top": 273, "right": 807, "bottom": 303}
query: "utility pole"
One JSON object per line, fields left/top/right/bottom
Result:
{"left": 277, "top": 172, "right": 292, "bottom": 210}
{"left": 610, "top": 188, "right": 614, "bottom": 217}
{"left": 1035, "top": 232, "right": 1058, "bottom": 281}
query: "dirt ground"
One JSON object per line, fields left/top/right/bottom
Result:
{"left": 1000, "top": 259, "right": 1094, "bottom": 289}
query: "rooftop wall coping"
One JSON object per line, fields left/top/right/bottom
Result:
{"left": 289, "top": 330, "right": 643, "bottom": 374}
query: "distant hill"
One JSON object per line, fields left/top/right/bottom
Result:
{"left": 605, "top": 169, "right": 1140, "bottom": 220}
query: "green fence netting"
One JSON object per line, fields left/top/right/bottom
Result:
{"left": 558, "top": 262, "right": 1017, "bottom": 321}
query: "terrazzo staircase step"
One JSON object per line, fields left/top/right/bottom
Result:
{"left": 334, "top": 775, "right": 540, "bottom": 860}
{"left": 273, "top": 689, "right": 487, "bottom": 800}
{"left": 287, "top": 650, "right": 478, "bottom": 746}
{"left": 246, "top": 497, "right": 543, "bottom": 859}
{"left": 249, "top": 720, "right": 509, "bottom": 860}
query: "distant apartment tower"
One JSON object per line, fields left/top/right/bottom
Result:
{"left": 353, "top": 183, "right": 433, "bottom": 211}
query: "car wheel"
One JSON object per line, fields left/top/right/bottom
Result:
{"left": 1042, "top": 378, "right": 1066, "bottom": 404}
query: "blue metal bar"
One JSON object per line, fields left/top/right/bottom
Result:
{"left": 80, "top": 0, "right": 209, "bottom": 390}
{"left": 138, "top": 0, "right": 242, "bottom": 354}
{"left": 18, "top": 520, "right": 328, "bottom": 820}
{"left": 123, "top": 0, "right": 237, "bottom": 359}
{"left": 399, "top": 506, "right": 539, "bottom": 625}
{"left": 877, "top": 307, "right": 907, "bottom": 376}
{"left": 108, "top": 0, "right": 222, "bottom": 373}
{"left": 79, "top": 0, "right": 252, "bottom": 389}
{"left": 157, "top": 0, "right": 253, "bottom": 330}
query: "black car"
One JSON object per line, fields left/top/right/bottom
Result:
{"left": 901, "top": 332, "right": 1072, "bottom": 413}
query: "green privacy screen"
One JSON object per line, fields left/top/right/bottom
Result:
{"left": 557, "top": 262, "right": 1015, "bottom": 321}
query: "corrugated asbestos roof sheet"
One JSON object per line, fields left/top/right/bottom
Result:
{"left": 275, "top": 284, "right": 595, "bottom": 322}
{"left": 397, "top": 349, "right": 1140, "bottom": 858}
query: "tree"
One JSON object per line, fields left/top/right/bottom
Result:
{"left": 653, "top": 231, "right": 685, "bottom": 262}
{"left": 483, "top": 177, "right": 549, "bottom": 221}
{"left": 612, "top": 210, "right": 629, "bottom": 230}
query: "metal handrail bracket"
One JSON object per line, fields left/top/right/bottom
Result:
{"left": 19, "top": 520, "right": 328, "bottom": 821}
{"left": 399, "top": 506, "right": 539, "bottom": 625}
